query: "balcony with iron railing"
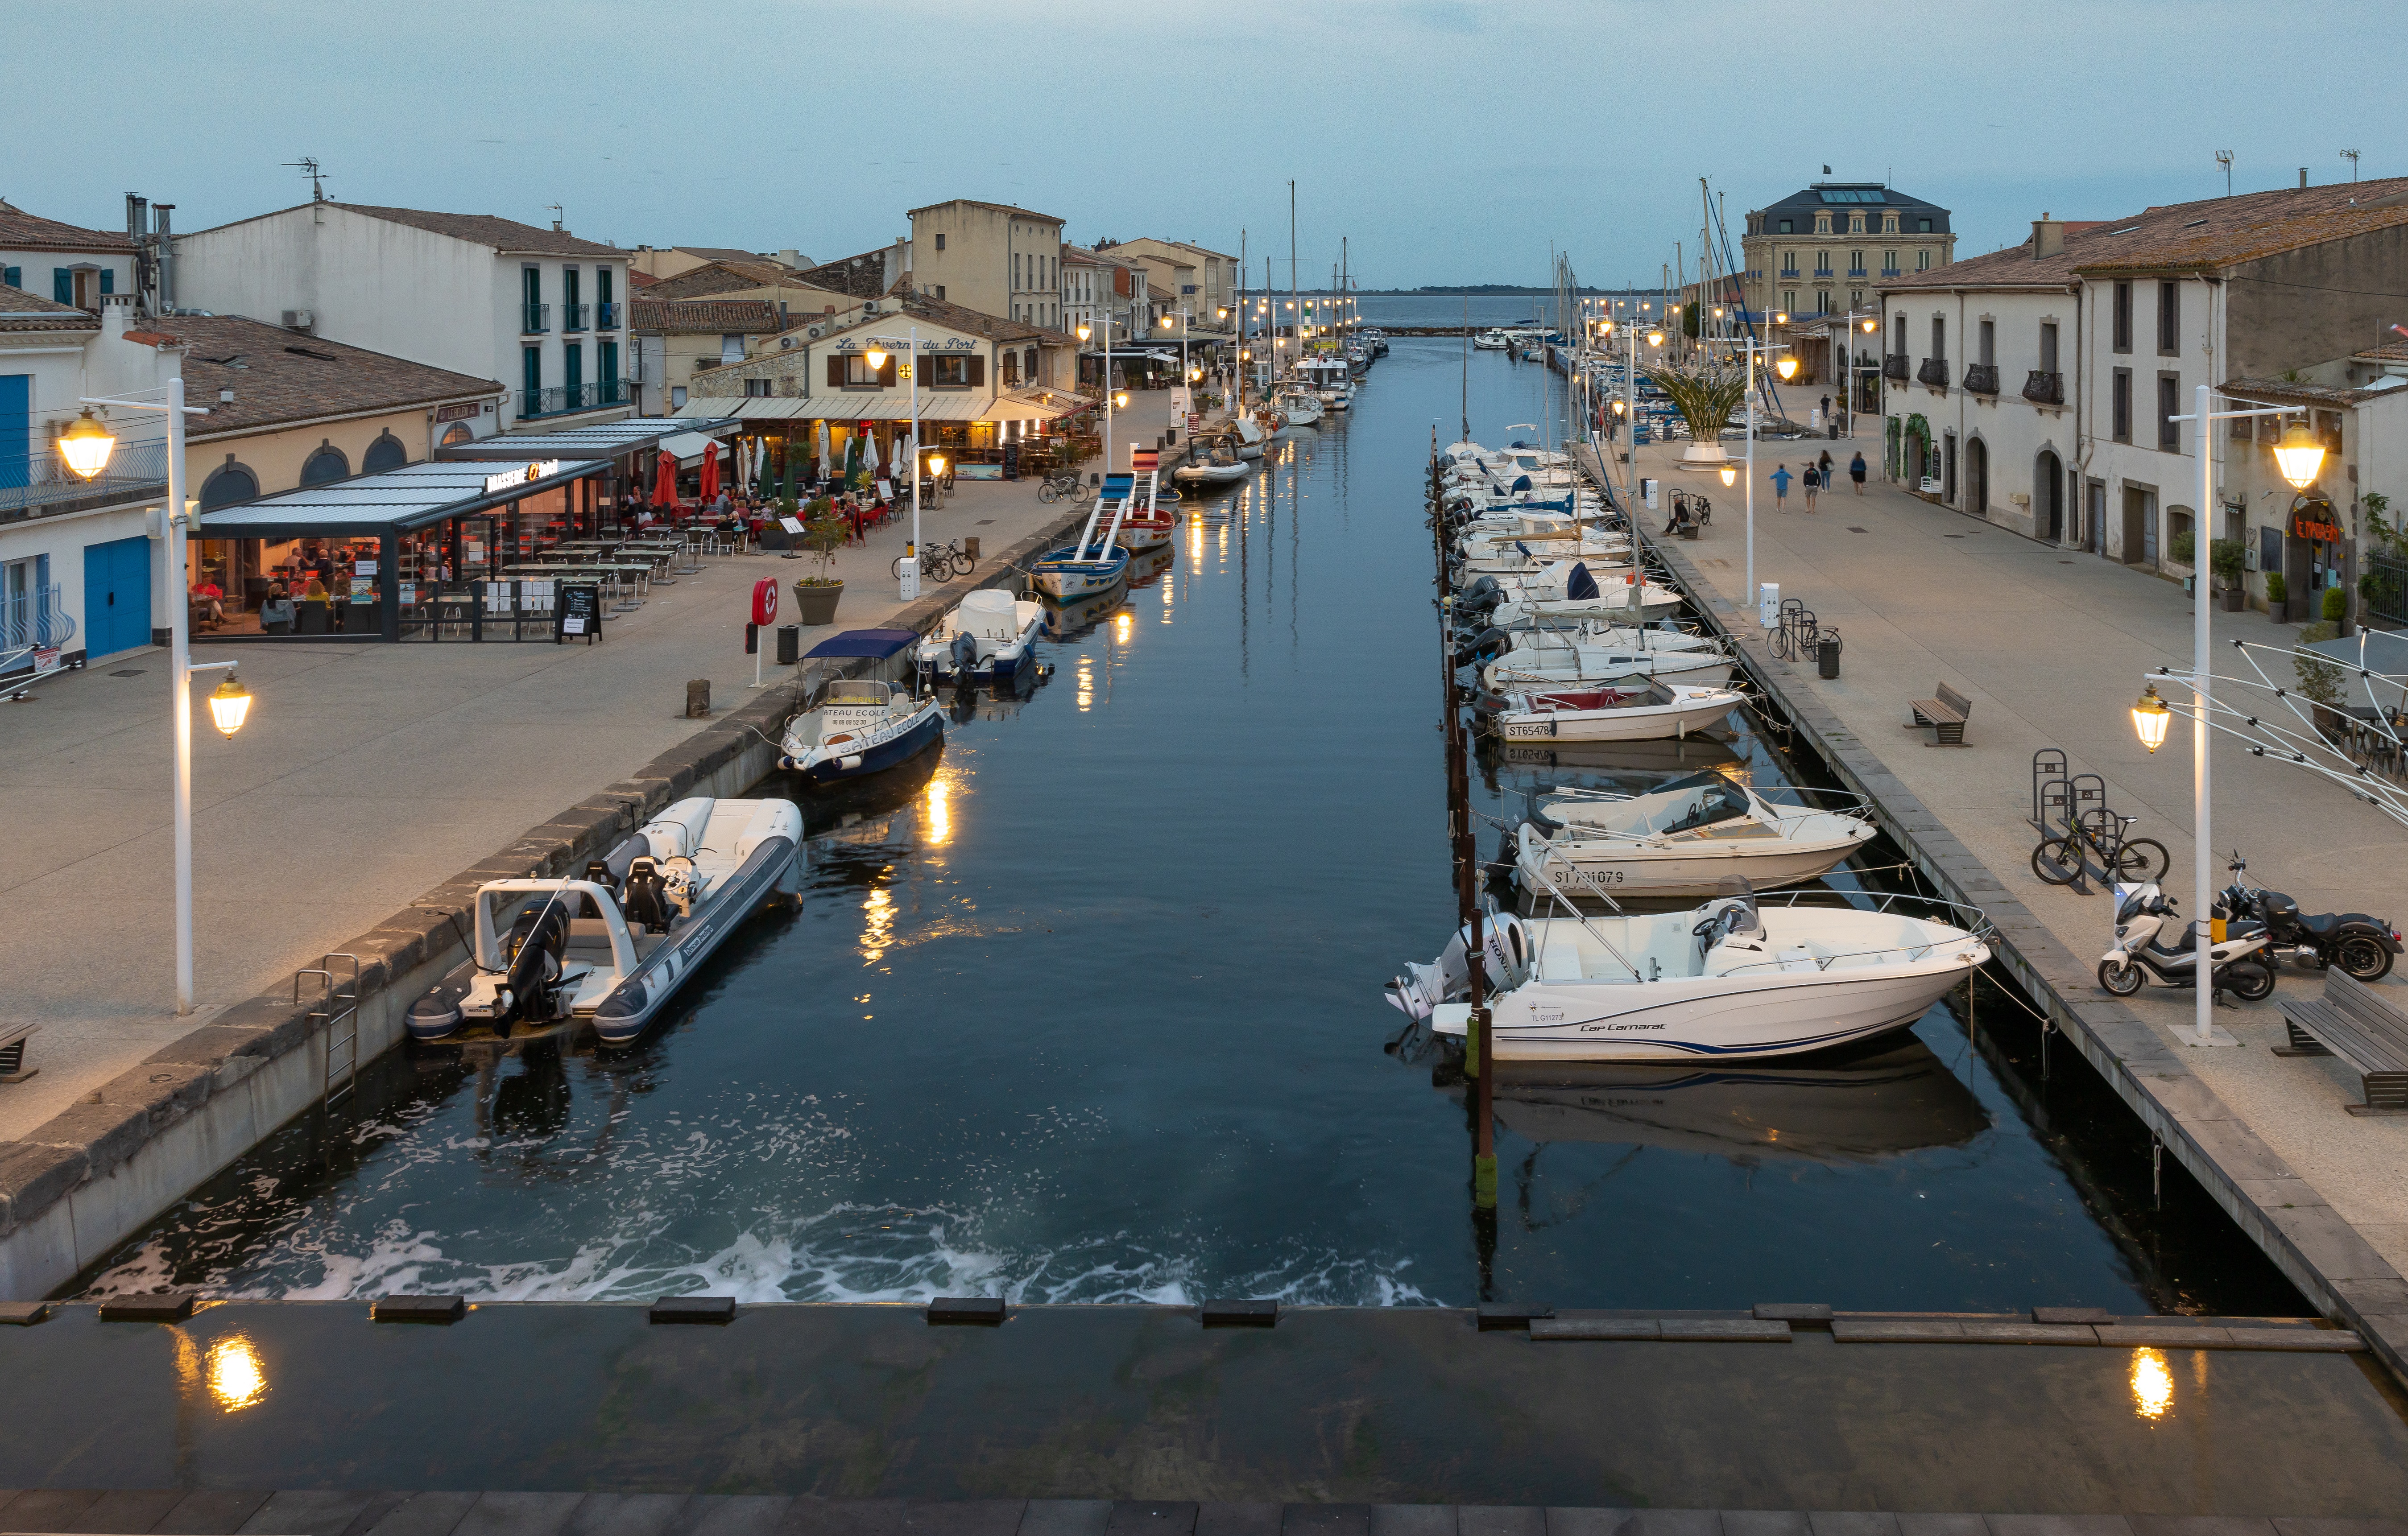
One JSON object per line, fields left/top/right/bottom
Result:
{"left": 561, "top": 302, "right": 590, "bottom": 332}
{"left": 520, "top": 380, "right": 629, "bottom": 419}
{"left": 596, "top": 301, "right": 619, "bottom": 330}
{"left": 1883, "top": 353, "right": 1910, "bottom": 382}
{"left": 1847, "top": 266, "right": 1868, "bottom": 279}
{"left": 0, "top": 438, "right": 170, "bottom": 523}
{"left": 1916, "top": 357, "right": 1950, "bottom": 389}
{"left": 1, "top": 585, "right": 74, "bottom": 670}
{"left": 1779, "top": 267, "right": 1800, "bottom": 281}
{"left": 2023, "top": 370, "right": 2064, "bottom": 405}
{"left": 521, "top": 302, "right": 549, "bottom": 334}
{"left": 1963, "top": 363, "right": 1999, "bottom": 396}
{"left": 1881, "top": 266, "right": 1901, "bottom": 279}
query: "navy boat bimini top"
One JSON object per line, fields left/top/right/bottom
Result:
{"left": 803, "top": 628, "right": 919, "bottom": 660}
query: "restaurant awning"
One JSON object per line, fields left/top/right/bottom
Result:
{"left": 194, "top": 457, "right": 612, "bottom": 538}
{"left": 433, "top": 417, "right": 737, "bottom": 461}
{"left": 679, "top": 392, "right": 1084, "bottom": 425}
{"left": 658, "top": 430, "right": 725, "bottom": 467}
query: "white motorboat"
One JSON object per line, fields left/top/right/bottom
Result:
{"left": 1175, "top": 454, "right": 1250, "bottom": 486}
{"left": 408, "top": 797, "right": 802, "bottom": 1049}
{"left": 1490, "top": 581, "right": 1685, "bottom": 626}
{"left": 1511, "top": 771, "right": 1877, "bottom": 896}
{"left": 1482, "top": 636, "right": 1734, "bottom": 692}
{"left": 1489, "top": 681, "right": 1742, "bottom": 744}
{"left": 1473, "top": 330, "right": 1512, "bottom": 350}
{"left": 779, "top": 672, "right": 944, "bottom": 782}
{"left": 917, "top": 586, "right": 1044, "bottom": 683}
{"left": 1387, "top": 888, "right": 1991, "bottom": 1062}
{"left": 1227, "top": 415, "right": 1267, "bottom": 460}
{"left": 1274, "top": 387, "right": 1324, "bottom": 427}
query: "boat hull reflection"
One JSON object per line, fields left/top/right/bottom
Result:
{"left": 1444, "top": 1035, "right": 1987, "bottom": 1163}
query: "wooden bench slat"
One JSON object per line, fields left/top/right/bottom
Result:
{"left": 2279, "top": 974, "right": 2408, "bottom": 1113}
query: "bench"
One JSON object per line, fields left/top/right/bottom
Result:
{"left": 0, "top": 1020, "right": 38, "bottom": 1083}
{"left": 2276, "top": 970, "right": 2408, "bottom": 1115}
{"left": 1907, "top": 681, "right": 1974, "bottom": 747}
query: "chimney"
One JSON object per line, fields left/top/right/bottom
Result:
{"left": 153, "top": 203, "right": 175, "bottom": 311}
{"left": 2031, "top": 212, "right": 2063, "bottom": 259}
{"left": 2300, "top": 167, "right": 2309, "bottom": 190}
{"left": 775, "top": 248, "right": 800, "bottom": 268}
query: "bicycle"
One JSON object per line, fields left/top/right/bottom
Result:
{"left": 893, "top": 540, "right": 976, "bottom": 583}
{"left": 1036, "top": 471, "right": 1093, "bottom": 505}
{"left": 2031, "top": 810, "right": 2169, "bottom": 888}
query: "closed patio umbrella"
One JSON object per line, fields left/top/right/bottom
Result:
{"left": 697, "top": 439, "right": 721, "bottom": 503}
{"left": 781, "top": 432, "right": 799, "bottom": 504}
{"left": 652, "top": 450, "right": 677, "bottom": 508}
{"left": 816, "top": 419, "right": 833, "bottom": 485}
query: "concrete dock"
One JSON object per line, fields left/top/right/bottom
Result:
{"left": 0, "top": 1302, "right": 2403, "bottom": 1512}
{"left": 1576, "top": 435, "right": 2408, "bottom": 1382}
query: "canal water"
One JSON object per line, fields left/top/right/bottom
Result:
{"left": 80, "top": 344, "right": 2302, "bottom": 1316}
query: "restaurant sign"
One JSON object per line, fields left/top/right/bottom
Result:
{"left": 435, "top": 402, "right": 482, "bottom": 423}
{"left": 484, "top": 460, "right": 563, "bottom": 495}
{"left": 2291, "top": 496, "right": 2342, "bottom": 544}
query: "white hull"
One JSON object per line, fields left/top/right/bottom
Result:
{"left": 1175, "top": 460, "right": 1250, "bottom": 485}
{"left": 1515, "top": 828, "right": 1868, "bottom": 897}
{"left": 1493, "top": 584, "right": 1684, "bottom": 626}
{"left": 1464, "top": 963, "right": 1976, "bottom": 1061}
{"left": 1493, "top": 686, "right": 1741, "bottom": 743}
{"left": 1484, "top": 652, "right": 1734, "bottom": 692}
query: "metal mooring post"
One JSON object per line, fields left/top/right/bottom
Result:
{"left": 2152, "top": 1135, "right": 2164, "bottom": 1211}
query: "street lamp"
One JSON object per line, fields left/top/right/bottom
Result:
{"left": 2274, "top": 421, "right": 2327, "bottom": 490}
{"left": 78, "top": 375, "right": 237, "bottom": 1015}
{"left": 1718, "top": 462, "right": 1738, "bottom": 488}
{"left": 2132, "top": 684, "right": 2172, "bottom": 754}
{"left": 866, "top": 327, "right": 925, "bottom": 599}
{"left": 1725, "top": 335, "right": 1793, "bottom": 630}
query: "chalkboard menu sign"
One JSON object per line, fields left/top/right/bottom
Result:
{"left": 1002, "top": 440, "right": 1020, "bottom": 480}
{"left": 556, "top": 582, "right": 602, "bottom": 644}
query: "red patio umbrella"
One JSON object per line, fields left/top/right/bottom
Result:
{"left": 652, "top": 450, "right": 678, "bottom": 508}
{"left": 697, "top": 441, "right": 721, "bottom": 503}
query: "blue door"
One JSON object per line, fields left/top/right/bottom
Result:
{"left": 83, "top": 535, "right": 152, "bottom": 657}
{"left": 0, "top": 374, "right": 28, "bottom": 489}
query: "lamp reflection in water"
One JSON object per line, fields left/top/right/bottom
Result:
{"left": 207, "top": 1332, "right": 268, "bottom": 1411}
{"left": 860, "top": 887, "right": 894, "bottom": 966}
{"left": 2130, "top": 1347, "right": 2174, "bottom": 1420}
{"left": 923, "top": 776, "right": 952, "bottom": 847}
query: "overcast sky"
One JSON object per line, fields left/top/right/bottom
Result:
{"left": 12, "top": 0, "right": 2398, "bottom": 290}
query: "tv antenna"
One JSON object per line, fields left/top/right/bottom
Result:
{"left": 2214, "top": 150, "right": 2233, "bottom": 198}
{"left": 284, "top": 156, "right": 327, "bottom": 202}
{"left": 546, "top": 202, "right": 565, "bottom": 231}
{"left": 2341, "top": 149, "right": 2361, "bottom": 182}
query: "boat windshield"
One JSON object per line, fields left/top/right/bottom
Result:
{"left": 1644, "top": 772, "right": 1754, "bottom": 834}
{"left": 820, "top": 679, "right": 892, "bottom": 707}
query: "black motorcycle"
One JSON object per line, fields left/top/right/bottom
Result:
{"left": 2217, "top": 852, "right": 2400, "bottom": 983}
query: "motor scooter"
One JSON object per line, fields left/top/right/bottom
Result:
{"left": 2217, "top": 852, "right": 2399, "bottom": 982}
{"left": 2098, "top": 880, "right": 2276, "bottom": 1000}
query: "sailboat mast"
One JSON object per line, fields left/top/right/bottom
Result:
{"left": 1288, "top": 179, "right": 1298, "bottom": 385}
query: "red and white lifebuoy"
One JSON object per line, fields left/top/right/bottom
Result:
{"left": 751, "top": 578, "right": 779, "bottom": 627}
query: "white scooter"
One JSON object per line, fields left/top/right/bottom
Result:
{"left": 2098, "top": 881, "right": 2275, "bottom": 1000}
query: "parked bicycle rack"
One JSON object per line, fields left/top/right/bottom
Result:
{"left": 2027, "top": 748, "right": 2151, "bottom": 895}
{"left": 295, "top": 953, "right": 362, "bottom": 1111}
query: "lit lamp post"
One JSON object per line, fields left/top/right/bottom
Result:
{"left": 2143, "top": 389, "right": 2324, "bottom": 1046}
{"left": 864, "top": 328, "right": 923, "bottom": 599}
{"left": 1076, "top": 319, "right": 1130, "bottom": 475}
{"left": 1721, "top": 336, "right": 1796, "bottom": 622}
{"left": 64, "top": 382, "right": 255, "bottom": 1015}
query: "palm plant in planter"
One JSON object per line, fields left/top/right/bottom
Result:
{"left": 2209, "top": 538, "right": 2247, "bottom": 611}
{"left": 792, "top": 496, "right": 847, "bottom": 626}
{"left": 1643, "top": 365, "right": 1747, "bottom": 463}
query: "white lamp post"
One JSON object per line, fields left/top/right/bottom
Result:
{"left": 866, "top": 328, "right": 923, "bottom": 600}
{"left": 2156, "top": 386, "right": 2322, "bottom": 1046}
{"left": 71, "top": 376, "right": 255, "bottom": 1015}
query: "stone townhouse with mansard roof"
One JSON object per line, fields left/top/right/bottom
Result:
{"left": 1878, "top": 175, "right": 2408, "bottom": 612}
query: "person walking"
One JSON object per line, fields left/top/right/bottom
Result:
{"left": 1849, "top": 450, "right": 1868, "bottom": 495}
{"left": 1818, "top": 449, "right": 1835, "bottom": 494}
{"left": 1802, "top": 462, "right": 1821, "bottom": 513}
{"left": 1820, "top": 394, "right": 1836, "bottom": 440}
{"left": 1770, "top": 462, "right": 1792, "bottom": 512}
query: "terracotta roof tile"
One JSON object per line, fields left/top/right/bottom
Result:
{"left": 629, "top": 299, "right": 782, "bottom": 334}
{"left": 0, "top": 285, "right": 99, "bottom": 328}
{"left": 191, "top": 202, "right": 622, "bottom": 257}
{"left": 2222, "top": 374, "right": 2401, "bottom": 407}
{"left": 790, "top": 247, "right": 900, "bottom": 299}
{"left": 0, "top": 200, "right": 137, "bottom": 252}
{"left": 156, "top": 315, "right": 500, "bottom": 438}
{"left": 908, "top": 198, "right": 1062, "bottom": 224}
{"left": 2356, "top": 338, "right": 2408, "bottom": 361}
{"left": 644, "top": 260, "right": 817, "bottom": 300}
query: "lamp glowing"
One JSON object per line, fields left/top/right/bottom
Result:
{"left": 929, "top": 455, "right": 946, "bottom": 476}
{"left": 2131, "top": 684, "right": 2171, "bottom": 755}
{"left": 59, "top": 408, "right": 116, "bottom": 480}
{"left": 1718, "top": 462, "right": 1738, "bottom": 488}
{"left": 207, "top": 674, "right": 254, "bottom": 739}
{"left": 1861, "top": 317, "right": 1878, "bottom": 332}
{"left": 1775, "top": 311, "right": 1789, "bottom": 324}
{"left": 1076, "top": 323, "right": 1092, "bottom": 343}
{"left": 2273, "top": 420, "right": 2326, "bottom": 490}
{"left": 1114, "top": 391, "right": 1128, "bottom": 409}
{"left": 1645, "top": 329, "right": 1664, "bottom": 348}
{"left": 1611, "top": 398, "right": 1626, "bottom": 416}
{"left": 865, "top": 345, "right": 888, "bottom": 371}
{"left": 1775, "top": 356, "right": 1799, "bottom": 381}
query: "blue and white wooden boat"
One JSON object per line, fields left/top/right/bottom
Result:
{"left": 407, "top": 797, "right": 802, "bottom": 1048}
{"left": 917, "top": 586, "right": 1044, "bottom": 683}
{"left": 1030, "top": 468, "right": 1148, "bottom": 600}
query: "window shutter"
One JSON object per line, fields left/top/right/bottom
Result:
{"left": 878, "top": 357, "right": 897, "bottom": 388}
{"left": 99, "top": 268, "right": 114, "bottom": 295}
{"left": 968, "top": 355, "right": 985, "bottom": 387}
{"left": 827, "top": 356, "right": 844, "bottom": 388}
{"left": 2, "top": 266, "right": 18, "bottom": 288}
{"left": 54, "top": 268, "right": 72, "bottom": 304}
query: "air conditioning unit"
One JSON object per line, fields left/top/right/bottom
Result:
{"left": 281, "top": 309, "right": 314, "bottom": 332}
{"left": 807, "top": 324, "right": 825, "bottom": 339}
{"left": 862, "top": 300, "right": 880, "bottom": 314}
{"left": 779, "top": 336, "right": 795, "bottom": 349}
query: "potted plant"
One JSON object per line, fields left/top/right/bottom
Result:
{"left": 2209, "top": 538, "right": 2246, "bottom": 611}
{"left": 792, "top": 496, "right": 846, "bottom": 626}
{"left": 2323, "top": 582, "right": 2350, "bottom": 637}
{"left": 2168, "top": 529, "right": 2195, "bottom": 573}
{"left": 1643, "top": 364, "right": 1747, "bottom": 465}
{"left": 2263, "top": 571, "right": 2288, "bottom": 623}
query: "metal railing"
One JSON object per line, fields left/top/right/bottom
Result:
{"left": 521, "top": 301, "right": 549, "bottom": 334}
{"left": 1, "top": 585, "right": 75, "bottom": 675}
{"left": 1916, "top": 357, "right": 1950, "bottom": 388}
{"left": 1963, "top": 363, "right": 2000, "bottom": 396}
{"left": 2022, "top": 370, "right": 2064, "bottom": 405}
{"left": 595, "top": 301, "right": 619, "bottom": 330}
{"left": 561, "top": 302, "right": 590, "bottom": 331}
{"left": 519, "top": 380, "right": 628, "bottom": 418}
{"left": 1883, "top": 354, "right": 1910, "bottom": 382}
{"left": 2364, "top": 551, "right": 2408, "bottom": 628}
{"left": 0, "top": 438, "right": 169, "bottom": 520}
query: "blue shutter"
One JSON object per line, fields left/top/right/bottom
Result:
{"left": 0, "top": 373, "right": 27, "bottom": 489}
{"left": 2, "top": 267, "right": 19, "bottom": 289}
{"left": 99, "top": 268, "right": 114, "bottom": 295}
{"left": 54, "top": 268, "right": 72, "bottom": 304}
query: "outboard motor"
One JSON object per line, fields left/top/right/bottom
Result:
{"left": 1453, "top": 625, "right": 1510, "bottom": 668}
{"left": 499, "top": 900, "right": 571, "bottom": 1025}
{"left": 949, "top": 628, "right": 980, "bottom": 681}
{"left": 1458, "top": 574, "right": 1503, "bottom": 612}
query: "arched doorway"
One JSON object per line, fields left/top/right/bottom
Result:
{"left": 1966, "top": 437, "right": 1989, "bottom": 516}
{"left": 2037, "top": 450, "right": 2063, "bottom": 541}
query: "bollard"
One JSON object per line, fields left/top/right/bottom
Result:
{"left": 964, "top": 536, "right": 981, "bottom": 562}
{"left": 685, "top": 679, "right": 711, "bottom": 718}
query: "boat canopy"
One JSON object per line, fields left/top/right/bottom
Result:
{"left": 803, "top": 628, "right": 919, "bottom": 660}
